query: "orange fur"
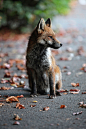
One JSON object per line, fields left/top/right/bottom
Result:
{"left": 26, "top": 18, "right": 62, "bottom": 98}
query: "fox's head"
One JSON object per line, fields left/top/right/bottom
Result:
{"left": 36, "top": 18, "right": 62, "bottom": 49}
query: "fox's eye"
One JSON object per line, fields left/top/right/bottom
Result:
{"left": 48, "top": 36, "right": 52, "bottom": 39}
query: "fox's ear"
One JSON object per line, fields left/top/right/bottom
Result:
{"left": 45, "top": 18, "right": 51, "bottom": 27}
{"left": 37, "top": 18, "right": 45, "bottom": 34}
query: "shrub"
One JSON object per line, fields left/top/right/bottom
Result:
{"left": 0, "top": 0, "right": 71, "bottom": 32}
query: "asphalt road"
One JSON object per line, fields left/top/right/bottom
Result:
{"left": 0, "top": 1, "right": 86, "bottom": 129}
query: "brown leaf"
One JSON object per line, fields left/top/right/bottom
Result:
{"left": 59, "top": 57, "right": 69, "bottom": 61}
{"left": 60, "top": 105, "right": 67, "bottom": 109}
{"left": 6, "top": 96, "right": 19, "bottom": 102}
{"left": 43, "top": 106, "right": 50, "bottom": 111}
{"left": 16, "top": 64, "right": 25, "bottom": 71}
{"left": 16, "top": 95, "right": 24, "bottom": 98}
{"left": 77, "top": 46, "right": 84, "bottom": 55}
{"left": 0, "top": 86, "right": 11, "bottom": 90}
{"left": 1, "top": 78, "right": 8, "bottom": 83}
{"left": 4, "top": 71, "right": 11, "bottom": 78}
{"left": 82, "top": 92, "right": 86, "bottom": 94}
{"left": 79, "top": 103, "right": 86, "bottom": 108}
{"left": 0, "top": 103, "right": 5, "bottom": 107}
{"left": 16, "top": 103, "right": 25, "bottom": 109}
{"left": 3, "top": 63, "right": 11, "bottom": 69}
{"left": 14, "top": 114, "right": 22, "bottom": 120}
{"left": 0, "top": 53, "right": 8, "bottom": 58}
{"left": 8, "top": 59, "right": 15, "bottom": 67}
{"left": 69, "top": 89, "right": 80, "bottom": 94}
{"left": 30, "top": 105, "right": 36, "bottom": 107}
{"left": 71, "top": 83, "right": 79, "bottom": 87}
{"left": 10, "top": 82, "right": 17, "bottom": 87}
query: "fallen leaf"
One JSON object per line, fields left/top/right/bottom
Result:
{"left": 63, "top": 66, "right": 70, "bottom": 69}
{"left": 4, "top": 71, "right": 11, "bottom": 78}
{"left": 79, "top": 104, "right": 86, "bottom": 108}
{"left": 69, "top": 89, "right": 80, "bottom": 94}
{"left": 84, "top": 67, "right": 86, "bottom": 72}
{"left": 16, "top": 65, "right": 25, "bottom": 71}
{"left": 80, "top": 67, "right": 86, "bottom": 72}
{"left": 1, "top": 78, "right": 8, "bottom": 83}
{"left": 82, "top": 63, "right": 86, "bottom": 67}
{"left": 14, "top": 114, "right": 22, "bottom": 120}
{"left": 43, "top": 106, "right": 50, "bottom": 111}
{"left": 33, "top": 101, "right": 38, "bottom": 103}
{"left": 10, "top": 82, "right": 17, "bottom": 87}
{"left": 0, "top": 99, "right": 6, "bottom": 102}
{"left": 67, "top": 72, "right": 71, "bottom": 75}
{"left": 60, "top": 105, "right": 67, "bottom": 109}
{"left": 13, "top": 121, "right": 20, "bottom": 125}
{"left": 3, "top": 63, "right": 11, "bottom": 69}
{"left": 59, "top": 57, "right": 69, "bottom": 61}
{"left": 77, "top": 46, "right": 84, "bottom": 55}
{"left": 73, "top": 111, "right": 82, "bottom": 115}
{"left": 66, "top": 47, "right": 73, "bottom": 52}
{"left": 0, "top": 53, "right": 8, "bottom": 58}
{"left": 71, "top": 83, "right": 79, "bottom": 87}
{"left": 79, "top": 101, "right": 84, "bottom": 105}
{"left": 30, "top": 105, "right": 36, "bottom": 107}
{"left": 6, "top": 96, "right": 19, "bottom": 102}
{"left": 21, "top": 74, "right": 27, "bottom": 78}
{"left": 82, "top": 92, "right": 86, "bottom": 94}
{"left": 11, "top": 77, "right": 20, "bottom": 82}
{"left": 0, "top": 103, "right": 5, "bottom": 107}
{"left": 16, "top": 95, "right": 24, "bottom": 98}
{"left": 17, "top": 81, "right": 25, "bottom": 88}
{"left": 0, "top": 86, "right": 12, "bottom": 90}
{"left": 16, "top": 103, "right": 25, "bottom": 109}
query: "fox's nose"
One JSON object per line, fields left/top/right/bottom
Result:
{"left": 60, "top": 43, "right": 62, "bottom": 47}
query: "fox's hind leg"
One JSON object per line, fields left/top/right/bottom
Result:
{"left": 56, "top": 80, "right": 62, "bottom": 96}
{"left": 55, "top": 65, "right": 62, "bottom": 96}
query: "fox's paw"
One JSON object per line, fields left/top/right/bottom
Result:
{"left": 56, "top": 91, "right": 62, "bottom": 96}
{"left": 30, "top": 94, "right": 37, "bottom": 97}
{"left": 49, "top": 95, "right": 56, "bottom": 99}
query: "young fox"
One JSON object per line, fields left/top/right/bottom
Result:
{"left": 26, "top": 18, "right": 62, "bottom": 99}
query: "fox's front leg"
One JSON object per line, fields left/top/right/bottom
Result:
{"left": 27, "top": 68, "right": 37, "bottom": 97}
{"left": 49, "top": 69, "right": 56, "bottom": 99}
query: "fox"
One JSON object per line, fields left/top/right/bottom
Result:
{"left": 26, "top": 18, "right": 62, "bottom": 99}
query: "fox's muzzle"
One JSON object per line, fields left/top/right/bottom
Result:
{"left": 50, "top": 43, "right": 62, "bottom": 49}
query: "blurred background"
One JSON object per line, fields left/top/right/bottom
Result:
{"left": 0, "top": 0, "right": 71, "bottom": 33}
{"left": 0, "top": 0, "right": 86, "bottom": 56}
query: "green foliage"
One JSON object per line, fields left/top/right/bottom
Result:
{"left": 0, "top": 0, "right": 71, "bottom": 32}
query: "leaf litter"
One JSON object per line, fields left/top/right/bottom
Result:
{"left": 16, "top": 103, "right": 25, "bottom": 109}
{"left": 43, "top": 106, "right": 50, "bottom": 111}
{"left": 14, "top": 114, "right": 22, "bottom": 120}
